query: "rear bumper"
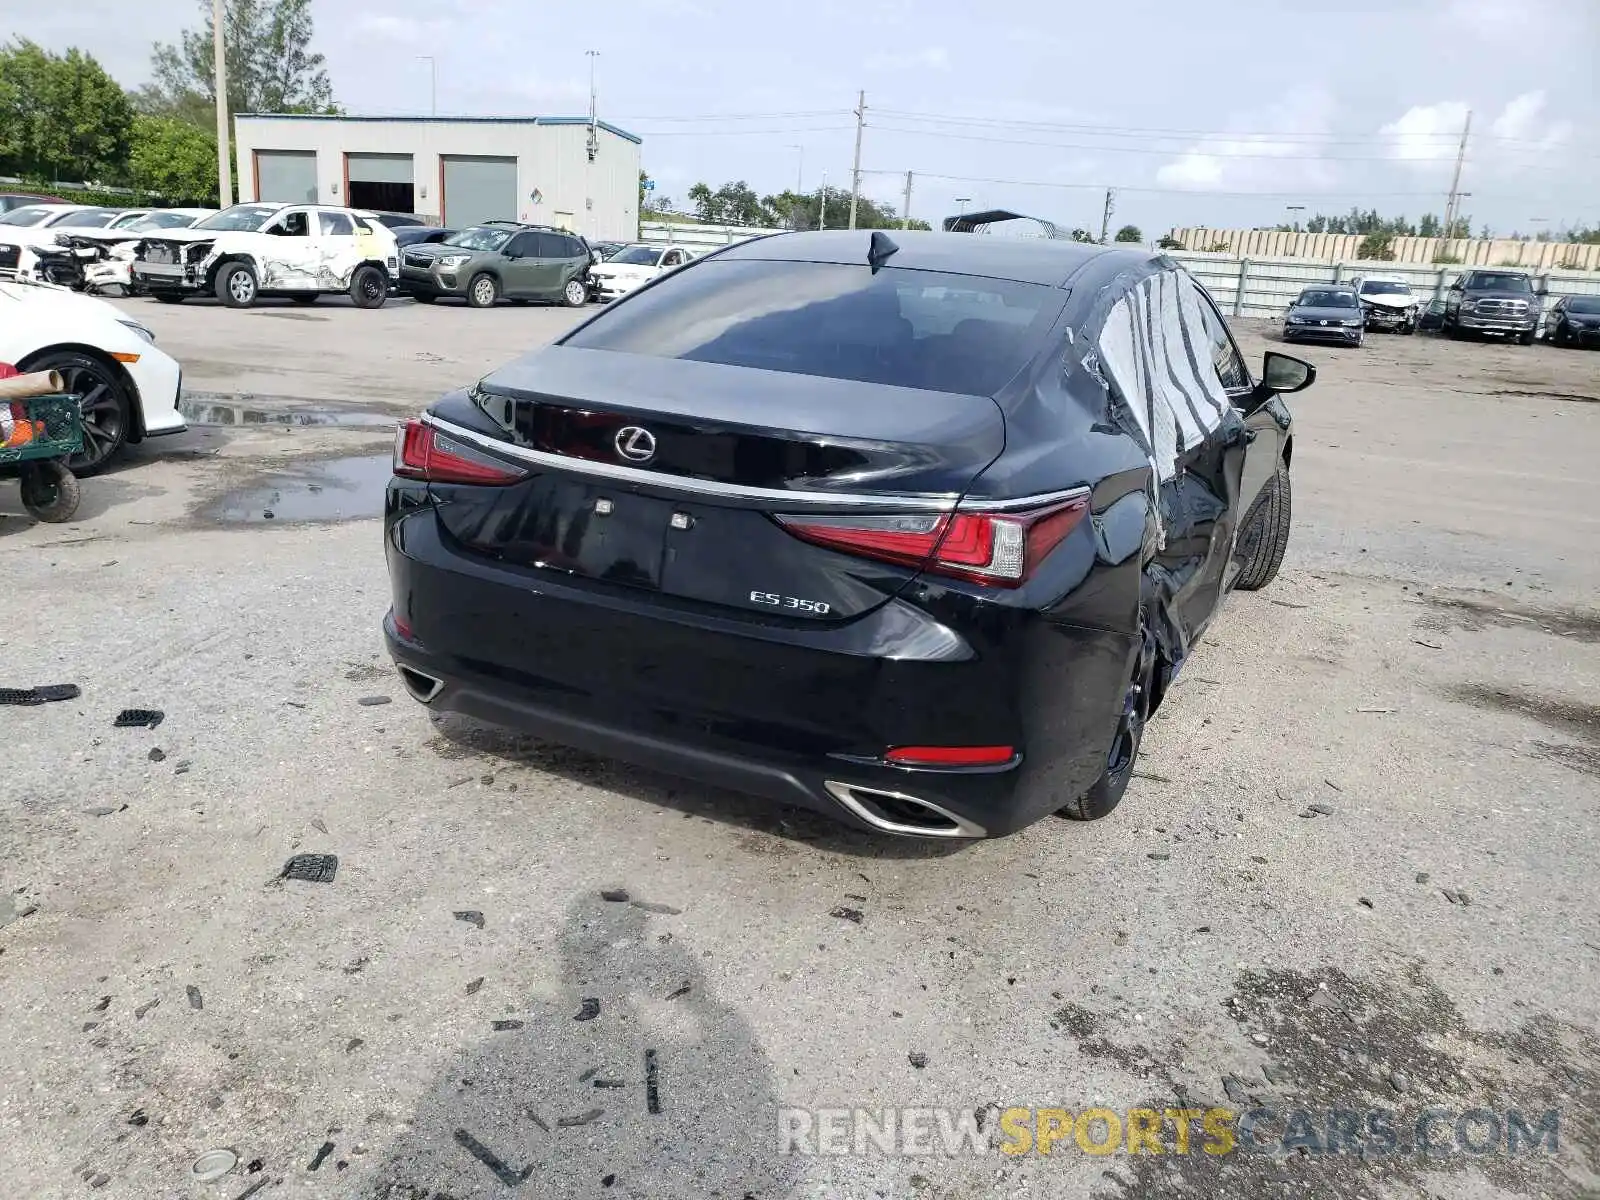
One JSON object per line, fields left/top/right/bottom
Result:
{"left": 383, "top": 502, "right": 1131, "bottom": 839}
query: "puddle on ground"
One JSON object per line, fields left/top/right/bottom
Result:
{"left": 179, "top": 395, "right": 401, "bottom": 430}
{"left": 207, "top": 455, "right": 391, "bottom": 524}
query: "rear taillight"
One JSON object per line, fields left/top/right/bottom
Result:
{"left": 885, "top": 745, "right": 1016, "bottom": 767}
{"left": 774, "top": 494, "right": 1089, "bottom": 588}
{"left": 393, "top": 419, "right": 527, "bottom": 486}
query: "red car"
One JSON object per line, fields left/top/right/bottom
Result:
{"left": 0, "top": 193, "right": 69, "bottom": 214}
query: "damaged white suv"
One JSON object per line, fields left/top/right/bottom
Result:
{"left": 131, "top": 203, "right": 400, "bottom": 309}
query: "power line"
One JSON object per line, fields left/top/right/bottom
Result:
{"left": 905, "top": 170, "right": 1518, "bottom": 200}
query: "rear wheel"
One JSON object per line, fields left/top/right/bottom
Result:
{"left": 1058, "top": 621, "right": 1155, "bottom": 822}
{"left": 350, "top": 265, "right": 388, "bottom": 309}
{"left": 562, "top": 278, "right": 588, "bottom": 307}
{"left": 1234, "top": 462, "right": 1291, "bottom": 591}
{"left": 20, "top": 350, "right": 132, "bottom": 477}
{"left": 19, "top": 460, "right": 81, "bottom": 523}
{"left": 216, "top": 262, "right": 258, "bottom": 308}
{"left": 467, "top": 273, "right": 498, "bottom": 309}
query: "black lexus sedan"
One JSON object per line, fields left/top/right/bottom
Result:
{"left": 1282, "top": 286, "right": 1366, "bottom": 347}
{"left": 1544, "top": 295, "right": 1600, "bottom": 348}
{"left": 384, "top": 231, "right": 1308, "bottom": 839}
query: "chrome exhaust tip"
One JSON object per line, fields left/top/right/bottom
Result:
{"left": 824, "top": 781, "right": 986, "bottom": 839}
{"left": 397, "top": 665, "right": 444, "bottom": 704}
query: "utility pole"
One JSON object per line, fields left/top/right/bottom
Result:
{"left": 212, "top": 0, "right": 232, "bottom": 207}
{"left": 818, "top": 170, "right": 827, "bottom": 231}
{"left": 1100, "top": 188, "right": 1116, "bottom": 244}
{"left": 1442, "top": 110, "right": 1472, "bottom": 242}
{"left": 901, "top": 171, "right": 913, "bottom": 230}
{"left": 848, "top": 90, "right": 866, "bottom": 230}
{"left": 789, "top": 145, "right": 804, "bottom": 194}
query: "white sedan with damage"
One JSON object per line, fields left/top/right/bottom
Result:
{"left": 131, "top": 203, "right": 400, "bottom": 308}
{"left": 0, "top": 281, "right": 184, "bottom": 475}
{"left": 587, "top": 244, "right": 696, "bottom": 302}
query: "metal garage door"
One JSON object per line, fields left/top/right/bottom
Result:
{"left": 255, "top": 150, "right": 317, "bottom": 203}
{"left": 442, "top": 156, "right": 516, "bottom": 228}
{"left": 346, "top": 153, "right": 415, "bottom": 216}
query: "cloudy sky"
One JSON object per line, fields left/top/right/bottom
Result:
{"left": 6, "top": 0, "right": 1597, "bottom": 237}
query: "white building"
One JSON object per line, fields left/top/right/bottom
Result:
{"left": 233, "top": 114, "right": 642, "bottom": 240}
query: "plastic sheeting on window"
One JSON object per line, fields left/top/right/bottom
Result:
{"left": 1173, "top": 271, "right": 1236, "bottom": 419}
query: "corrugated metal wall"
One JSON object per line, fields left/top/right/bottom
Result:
{"left": 1170, "top": 228, "right": 1600, "bottom": 272}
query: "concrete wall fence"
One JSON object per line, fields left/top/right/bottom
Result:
{"left": 1168, "top": 228, "right": 1600, "bottom": 273}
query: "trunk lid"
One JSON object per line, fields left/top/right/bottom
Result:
{"left": 426, "top": 346, "right": 1007, "bottom": 621}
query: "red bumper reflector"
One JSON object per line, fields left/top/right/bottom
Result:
{"left": 885, "top": 745, "right": 1015, "bottom": 767}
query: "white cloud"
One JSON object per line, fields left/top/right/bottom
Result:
{"left": 1155, "top": 88, "right": 1339, "bottom": 193}
{"left": 1380, "top": 91, "right": 1570, "bottom": 172}
{"left": 865, "top": 46, "right": 950, "bottom": 72}
{"left": 354, "top": 13, "right": 449, "bottom": 43}
{"left": 1378, "top": 100, "right": 1468, "bottom": 166}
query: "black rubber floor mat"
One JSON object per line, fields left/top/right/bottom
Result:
{"left": 0, "top": 684, "right": 81, "bottom": 706}
{"left": 280, "top": 854, "right": 339, "bottom": 883}
{"left": 114, "top": 708, "right": 165, "bottom": 729}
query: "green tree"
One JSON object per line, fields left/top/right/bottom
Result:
{"left": 128, "top": 113, "right": 218, "bottom": 202}
{"left": 0, "top": 40, "right": 132, "bottom": 180}
{"left": 1356, "top": 232, "right": 1396, "bottom": 260}
{"left": 1114, "top": 225, "right": 1142, "bottom": 243}
{"left": 1156, "top": 234, "right": 1184, "bottom": 250}
{"left": 138, "top": 0, "right": 333, "bottom": 127}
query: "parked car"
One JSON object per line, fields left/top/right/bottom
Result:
{"left": 131, "top": 202, "right": 400, "bottom": 308}
{"left": 1350, "top": 275, "right": 1418, "bottom": 333}
{"left": 383, "top": 231, "right": 1306, "bottom": 840}
{"left": 21, "top": 209, "right": 217, "bottom": 293}
{"left": 1282, "top": 286, "right": 1366, "bottom": 346}
{"left": 398, "top": 222, "right": 592, "bottom": 308}
{"left": 0, "top": 192, "right": 68, "bottom": 213}
{"left": 1441, "top": 269, "right": 1540, "bottom": 344}
{"left": 0, "top": 280, "right": 184, "bottom": 474}
{"left": 1541, "top": 295, "right": 1600, "bottom": 349}
{"left": 366, "top": 211, "right": 427, "bottom": 229}
{"left": 589, "top": 240, "right": 626, "bottom": 263}
{"left": 0, "top": 206, "right": 129, "bottom": 279}
{"left": 587, "top": 243, "right": 695, "bottom": 302}
{"left": 1417, "top": 297, "right": 1447, "bottom": 333}
{"left": 393, "top": 226, "right": 454, "bottom": 248}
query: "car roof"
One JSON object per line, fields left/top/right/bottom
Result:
{"left": 715, "top": 229, "right": 1141, "bottom": 287}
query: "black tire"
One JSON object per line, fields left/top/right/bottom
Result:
{"left": 1518, "top": 330, "right": 1535, "bottom": 346}
{"left": 216, "top": 261, "right": 258, "bottom": 308}
{"left": 562, "top": 277, "right": 588, "bottom": 307}
{"left": 151, "top": 292, "right": 184, "bottom": 304}
{"left": 291, "top": 294, "right": 319, "bottom": 305}
{"left": 1058, "top": 622, "right": 1155, "bottom": 822}
{"left": 19, "top": 350, "right": 132, "bottom": 476}
{"left": 19, "top": 460, "right": 81, "bottom": 523}
{"left": 466, "top": 273, "right": 498, "bottom": 309}
{"left": 1234, "top": 462, "right": 1291, "bottom": 591}
{"left": 349, "top": 265, "right": 388, "bottom": 309}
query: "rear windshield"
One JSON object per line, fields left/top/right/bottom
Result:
{"left": 1298, "top": 289, "right": 1358, "bottom": 308}
{"left": 1358, "top": 281, "right": 1410, "bottom": 296}
{"left": 564, "top": 260, "right": 1060, "bottom": 395}
{"left": 1465, "top": 272, "right": 1532, "bottom": 293}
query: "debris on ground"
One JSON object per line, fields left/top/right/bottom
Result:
{"left": 908, "top": 1052, "right": 929, "bottom": 1069}
{"left": 1415, "top": 872, "right": 1431, "bottom": 884}
{"left": 127, "top": 1109, "right": 147, "bottom": 1127}
{"left": 1358, "top": 897, "right": 1375, "bottom": 909}
{"left": 311, "top": 817, "right": 329, "bottom": 836}
{"left": 83, "top": 805, "right": 124, "bottom": 817}
{"left": 524, "top": 1110, "right": 550, "bottom": 1133}
{"left": 593, "top": 1078, "right": 625, "bottom": 1089}
{"left": 148, "top": 747, "right": 166, "bottom": 762}
{"left": 1389, "top": 1070, "right": 1410, "bottom": 1094}
{"left": 357, "top": 695, "right": 392, "bottom": 707}
{"left": 579, "top": 1067, "right": 598, "bottom": 1082}
{"left": 174, "top": 761, "right": 192, "bottom": 775}
{"left": 453, "top": 1129, "right": 532, "bottom": 1185}
{"left": 602, "top": 1174, "right": 616, "bottom": 1187}
{"left": 1414, "top": 639, "right": 1444, "bottom": 650}
{"left": 232, "top": 1180, "right": 270, "bottom": 1200}
{"left": 190, "top": 1148, "right": 238, "bottom": 1182}
{"left": 279, "top": 854, "right": 338, "bottom": 884}
{"left": 186, "top": 985, "right": 203, "bottom": 1011}
{"left": 575, "top": 998, "right": 600, "bottom": 1021}
{"left": 134, "top": 998, "right": 159, "bottom": 1020}
{"left": 308, "top": 1142, "right": 335, "bottom": 1171}
{"left": 465, "top": 977, "right": 484, "bottom": 996}
{"left": 829, "top": 906, "right": 864, "bottom": 924}
{"left": 492, "top": 1020, "right": 524, "bottom": 1031}
{"left": 1307, "top": 803, "right": 1335, "bottom": 816}
{"left": 629, "top": 900, "right": 682, "bottom": 915}
{"left": 665, "top": 982, "right": 691, "bottom": 1000}
{"left": 0, "top": 896, "right": 38, "bottom": 929}
{"left": 346, "top": 1037, "right": 364, "bottom": 1053}
{"left": 113, "top": 708, "right": 164, "bottom": 729}
{"left": 556, "top": 1110, "right": 604, "bottom": 1128}
{"left": 1443, "top": 888, "right": 1473, "bottom": 906}
{"left": 600, "top": 888, "right": 630, "bottom": 902}
{"left": 453, "top": 910, "right": 485, "bottom": 930}
{"left": 1147, "top": 852, "right": 1171, "bottom": 861}
{"left": 0, "top": 683, "right": 80, "bottom": 706}
{"left": 1355, "top": 706, "right": 1397, "bottom": 714}
{"left": 645, "top": 1049, "right": 661, "bottom": 1114}
{"left": 1323, "top": 779, "right": 1343, "bottom": 792}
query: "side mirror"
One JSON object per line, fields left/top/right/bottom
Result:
{"left": 1261, "top": 351, "right": 1315, "bottom": 394}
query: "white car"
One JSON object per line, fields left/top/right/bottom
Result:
{"left": 0, "top": 205, "right": 130, "bottom": 280}
{"left": 131, "top": 202, "right": 400, "bottom": 308}
{"left": 31, "top": 209, "right": 219, "bottom": 295}
{"left": 0, "top": 281, "right": 184, "bottom": 475}
{"left": 587, "top": 244, "right": 695, "bottom": 302}
{"left": 1350, "top": 275, "right": 1419, "bottom": 334}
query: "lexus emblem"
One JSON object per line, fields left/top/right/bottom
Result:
{"left": 614, "top": 425, "right": 657, "bottom": 463}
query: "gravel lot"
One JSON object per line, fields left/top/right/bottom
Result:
{"left": 3, "top": 296, "right": 1598, "bottom": 1200}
